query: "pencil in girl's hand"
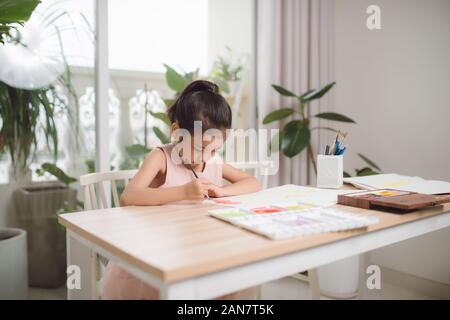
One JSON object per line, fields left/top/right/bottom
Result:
{"left": 190, "top": 167, "right": 210, "bottom": 199}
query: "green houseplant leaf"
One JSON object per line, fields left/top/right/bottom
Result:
{"left": 185, "top": 68, "right": 199, "bottom": 82}
{"left": 269, "top": 131, "right": 283, "bottom": 153}
{"left": 299, "top": 89, "right": 315, "bottom": 100}
{"left": 281, "top": 120, "right": 311, "bottom": 158}
{"left": 314, "top": 112, "right": 355, "bottom": 123}
{"left": 355, "top": 167, "right": 379, "bottom": 177}
{"left": 300, "top": 81, "right": 336, "bottom": 102}
{"left": 210, "top": 77, "right": 230, "bottom": 94}
{"left": 150, "top": 111, "right": 171, "bottom": 126}
{"left": 125, "top": 144, "right": 150, "bottom": 158}
{"left": 153, "top": 126, "right": 170, "bottom": 144}
{"left": 271, "top": 84, "right": 298, "bottom": 98}
{"left": 164, "top": 64, "right": 189, "bottom": 94}
{"left": 0, "top": 0, "right": 40, "bottom": 43}
{"left": 163, "top": 98, "right": 174, "bottom": 108}
{"left": 39, "top": 162, "right": 77, "bottom": 186}
{"left": 262, "top": 108, "right": 294, "bottom": 124}
{"left": 358, "top": 153, "right": 381, "bottom": 171}
{"left": 0, "top": 0, "right": 40, "bottom": 23}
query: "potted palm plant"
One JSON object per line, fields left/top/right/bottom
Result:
{"left": 1, "top": 0, "right": 81, "bottom": 290}
{"left": 0, "top": 0, "right": 40, "bottom": 299}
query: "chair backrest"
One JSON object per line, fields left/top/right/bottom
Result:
{"left": 79, "top": 170, "right": 138, "bottom": 210}
{"left": 228, "top": 161, "right": 272, "bottom": 189}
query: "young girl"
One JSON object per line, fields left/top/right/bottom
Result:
{"left": 101, "top": 80, "right": 261, "bottom": 300}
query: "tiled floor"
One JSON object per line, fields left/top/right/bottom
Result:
{"left": 28, "top": 276, "right": 434, "bottom": 300}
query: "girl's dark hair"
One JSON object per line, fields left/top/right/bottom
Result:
{"left": 167, "top": 80, "right": 232, "bottom": 131}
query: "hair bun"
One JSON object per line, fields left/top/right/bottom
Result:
{"left": 182, "top": 80, "right": 219, "bottom": 95}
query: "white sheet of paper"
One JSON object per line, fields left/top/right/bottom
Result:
{"left": 343, "top": 173, "right": 450, "bottom": 195}
{"left": 204, "top": 184, "right": 356, "bottom": 208}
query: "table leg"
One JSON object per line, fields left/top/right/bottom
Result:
{"left": 160, "top": 280, "right": 196, "bottom": 300}
{"left": 66, "top": 230, "right": 97, "bottom": 300}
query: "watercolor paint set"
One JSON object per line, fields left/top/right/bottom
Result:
{"left": 208, "top": 204, "right": 379, "bottom": 240}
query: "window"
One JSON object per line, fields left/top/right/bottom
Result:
{"left": 108, "top": 0, "right": 208, "bottom": 73}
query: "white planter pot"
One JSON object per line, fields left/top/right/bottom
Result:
{"left": 227, "top": 80, "right": 241, "bottom": 97}
{"left": 0, "top": 228, "right": 28, "bottom": 299}
{"left": 317, "top": 255, "right": 360, "bottom": 299}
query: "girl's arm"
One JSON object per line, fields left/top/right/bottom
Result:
{"left": 120, "top": 149, "right": 211, "bottom": 206}
{"left": 208, "top": 162, "right": 262, "bottom": 197}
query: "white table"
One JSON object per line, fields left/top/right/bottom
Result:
{"left": 60, "top": 192, "right": 450, "bottom": 299}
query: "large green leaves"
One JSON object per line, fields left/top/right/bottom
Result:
{"left": 262, "top": 108, "right": 294, "bottom": 124}
{"left": 300, "top": 81, "right": 336, "bottom": 103}
{"left": 37, "top": 162, "right": 77, "bottom": 186}
{"left": 314, "top": 112, "right": 355, "bottom": 123}
{"left": 271, "top": 84, "right": 298, "bottom": 98}
{"left": 153, "top": 126, "right": 170, "bottom": 144}
{"left": 358, "top": 153, "right": 381, "bottom": 171}
{"left": 347, "top": 154, "right": 382, "bottom": 177}
{"left": 0, "top": 0, "right": 40, "bottom": 23}
{"left": 0, "top": 0, "right": 40, "bottom": 43}
{"left": 355, "top": 167, "right": 379, "bottom": 176}
{"left": 0, "top": 81, "right": 63, "bottom": 174}
{"left": 164, "top": 64, "right": 189, "bottom": 94}
{"left": 125, "top": 144, "right": 150, "bottom": 158}
{"left": 281, "top": 120, "right": 311, "bottom": 158}
{"left": 150, "top": 111, "right": 171, "bottom": 126}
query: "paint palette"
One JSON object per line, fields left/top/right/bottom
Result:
{"left": 208, "top": 206, "right": 379, "bottom": 240}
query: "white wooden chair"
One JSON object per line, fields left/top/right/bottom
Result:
{"left": 80, "top": 169, "right": 138, "bottom": 210}
{"left": 79, "top": 169, "right": 138, "bottom": 299}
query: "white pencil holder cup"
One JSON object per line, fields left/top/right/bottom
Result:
{"left": 317, "top": 155, "right": 343, "bottom": 189}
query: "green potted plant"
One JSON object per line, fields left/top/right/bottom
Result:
{"left": 263, "top": 82, "right": 357, "bottom": 173}
{"left": 0, "top": 0, "right": 40, "bottom": 299}
{"left": 210, "top": 46, "right": 245, "bottom": 96}
{"left": 0, "top": 0, "right": 82, "bottom": 290}
{"left": 263, "top": 82, "right": 383, "bottom": 177}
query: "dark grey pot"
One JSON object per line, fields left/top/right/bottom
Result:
{"left": 14, "top": 183, "right": 77, "bottom": 288}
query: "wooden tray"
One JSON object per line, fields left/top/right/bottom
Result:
{"left": 337, "top": 189, "right": 450, "bottom": 213}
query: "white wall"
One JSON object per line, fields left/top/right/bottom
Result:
{"left": 208, "top": 0, "right": 256, "bottom": 129}
{"left": 333, "top": 0, "right": 450, "bottom": 284}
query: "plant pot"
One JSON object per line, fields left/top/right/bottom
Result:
{"left": 0, "top": 228, "right": 28, "bottom": 299}
{"left": 14, "top": 182, "right": 77, "bottom": 288}
{"left": 227, "top": 80, "right": 241, "bottom": 97}
{"left": 317, "top": 255, "right": 360, "bottom": 299}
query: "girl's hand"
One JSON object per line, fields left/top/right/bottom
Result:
{"left": 183, "top": 178, "right": 211, "bottom": 200}
{"left": 208, "top": 184, "right": 227, "bottom": 198}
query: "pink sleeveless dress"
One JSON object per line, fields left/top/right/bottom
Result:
{"left": 101, "top": 143, "right": 223, "bottom": 299}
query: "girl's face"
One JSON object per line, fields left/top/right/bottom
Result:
{"left": 189, "top": 132, "right": 224, "bottom": 164}
{"left": 170, "top": 122, "right": 226, "bottom": 165}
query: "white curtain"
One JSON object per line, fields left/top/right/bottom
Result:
{"left": 257, "top": 0, "right": 335, "bottom": 187}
